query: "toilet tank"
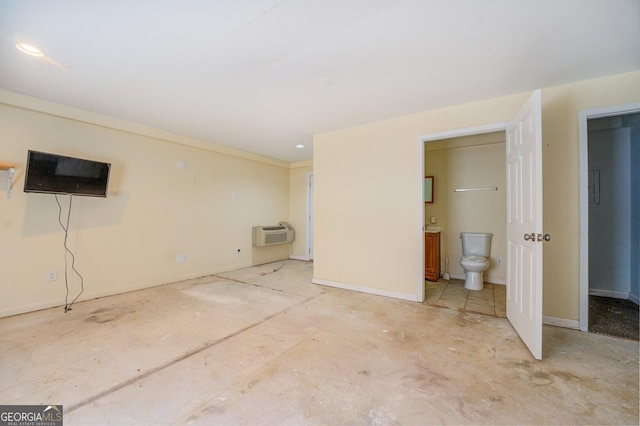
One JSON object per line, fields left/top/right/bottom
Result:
{"left": 460, "top": 232, "right": 493, "bottom": 257}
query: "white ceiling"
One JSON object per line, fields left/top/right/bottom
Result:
{"left": 1, "top": 0, "right": 639, "bottom": 162}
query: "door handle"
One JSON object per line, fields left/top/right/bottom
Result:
{"left": 524, "top": 233, "right": 535, "bottom": 241}
{"left": 537, "top": 233, "right": 551, "bottom": 242}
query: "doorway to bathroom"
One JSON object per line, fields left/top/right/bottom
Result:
{"left": 420, "top": 90, "right": 545, "bottom": 359}
{"left": 423, "top": 131, "right": 507, "bottom": 317}
{"left": 579, "top": 105, "right": 640, "bottom": 339}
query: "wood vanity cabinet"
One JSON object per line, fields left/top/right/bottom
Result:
{"left": 424, "top": 232, "right": 441, "bottom": 282}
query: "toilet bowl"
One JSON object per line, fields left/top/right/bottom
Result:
{"left": 460, "top": 256, "right": 490, "bottom": 290}
{"left": 460, "top": 232, "right": 492, "bottom": 291}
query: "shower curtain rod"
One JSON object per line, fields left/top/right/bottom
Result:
{"left": 453, "top": 187, "right": 498, "bottom": 192}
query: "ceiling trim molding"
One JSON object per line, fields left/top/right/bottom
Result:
{"left": 289, "top": 160, "right": 313, "bottom": 169}
{"left": 0, "top": 89, "right": 290, "bottom": 168}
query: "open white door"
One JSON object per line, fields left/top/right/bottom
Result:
{"left": 506, "top": 90, "right": 544, "bottom": 360}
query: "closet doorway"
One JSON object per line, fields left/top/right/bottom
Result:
{"left": 579, "top": 104, "right": 640, "bottom": 338}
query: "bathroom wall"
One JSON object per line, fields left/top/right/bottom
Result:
{"left": 424, "top": 132, "right": 506, "bottom": 283}
{"left": 588, "top": 122, "right": 632, "bottom": 298}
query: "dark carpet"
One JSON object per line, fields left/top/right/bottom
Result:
{"left": 589, "top": 296, "right": 639, "bottom": 341}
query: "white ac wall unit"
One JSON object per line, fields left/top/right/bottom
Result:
{"left": 252, "top": 222, "right": 295, "bottom": 246}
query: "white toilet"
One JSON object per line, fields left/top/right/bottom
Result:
{"left": 460, "top": 232, "right": 493, "bottom": 291}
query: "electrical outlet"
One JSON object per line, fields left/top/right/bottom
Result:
{"left": 176, "top": 254, "right": 188, "bottom": 263}
{"left": 47, "top": 270, "right": 57, "bottom": 282}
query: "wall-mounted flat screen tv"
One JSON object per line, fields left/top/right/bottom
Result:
{"left": 24, "top": 150, "right": 111, "bottom": 197}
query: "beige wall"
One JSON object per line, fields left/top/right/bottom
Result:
{"left": 425, "top": 132, "right": 506, "bottom": 283}
{"left": 288, "top": 162, "right": 313, "bottom": 260}
{"left": 0, "top": 91, "right": 292, "bottom": 317}
{"left": 313, "top": 71, "right": 640, "bottom": 320}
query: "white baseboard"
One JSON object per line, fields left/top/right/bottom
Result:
{"left": 289, "top": 255, "right": 311, "bottom": 261}
{"left": 543, "top": 316, "right": 580, "bottom": 330}
{"left": 312, "top": 278, "right": 419, "bottom": 302}
{"left": 630, "top": 293, "right": 639, "bottom": 305}
{"left": 0, "top": 299, "right": 65, "bottom": 318}
{"left": 589, "top": 289, "right": 629, "bottom": 299}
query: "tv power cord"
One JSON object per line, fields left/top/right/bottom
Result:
{"left": 55, "top": 194, "right": 85, "bottom": 313}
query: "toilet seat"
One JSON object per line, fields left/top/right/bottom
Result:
{"left": 460, "top": 256, "right": 489, "bottom": 269}
{"left": 461, "top": 255, "right": 487, "bottom": 263}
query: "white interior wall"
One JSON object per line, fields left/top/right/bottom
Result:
{"left": 314, "top": 71, "right": 640, "bottom": 321}
{"left": 0, "top": 93, "right": 291, "bottom": 318}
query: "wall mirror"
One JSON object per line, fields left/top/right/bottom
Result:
{"left": 424, "top": 176, "right": 434, "bottom": 203}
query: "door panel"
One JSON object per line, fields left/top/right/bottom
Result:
{"left": 506, "top": 90, "right": 543, "bottom": 360}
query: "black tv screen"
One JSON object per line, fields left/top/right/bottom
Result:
{"left": 24, "top": 150, "right": 111, "bottom": 197}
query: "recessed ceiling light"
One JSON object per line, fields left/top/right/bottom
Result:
{"left": 16, "top": 43, "right": 44, "bottom": 57}
{"left": 295, "top": 144, "right": 305, "bottom": 149}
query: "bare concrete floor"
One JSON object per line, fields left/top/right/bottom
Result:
{"left": 1, "top": 260, "right": 638, "bottom": 425}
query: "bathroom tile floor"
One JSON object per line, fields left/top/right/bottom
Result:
{"left": 424, "top": 278, "right": 506, "bottom": 317}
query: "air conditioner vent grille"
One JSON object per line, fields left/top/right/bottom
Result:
{"left": 265, "top": 232, "right": 288, "bottom": 244}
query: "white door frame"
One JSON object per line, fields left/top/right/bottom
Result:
{"left": 419, "top": 122, "right": 508, "bottom": 302}
{"left": 306, "top": 171, "right": 314, "bottom": 260}
{"left": 578, "top": 101, "right": 640, "bottom": 331}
